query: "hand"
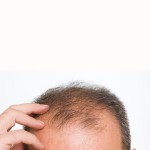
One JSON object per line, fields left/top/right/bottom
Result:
{"left": 0, "top": 103, "right": 49, "bottom": 150}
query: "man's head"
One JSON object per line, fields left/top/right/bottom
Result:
{"left": 24, "top": 82, "right": 130, "bottom": 150}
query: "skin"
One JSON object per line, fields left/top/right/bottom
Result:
{"left": 0, "top": 103, "right": 49, "bottom": 150}
{"left": 28, "top": 110, "right": 122, "bottom": 150}
{"left": 0, "top": 103, "right": 135, "bottom": 150}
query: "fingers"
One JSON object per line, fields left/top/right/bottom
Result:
{"left": 0, "top": 103, "right": 49, "bottom": 149}
{"left": 0, "top": 109, "right": 44, "bottom": 132}
{"left": 0, "top": 103, "right": 49, "bottom": 133}
{"left": 0, "top": 129, "right": 44, "bottom": 150}
{"left": 2, "top": 103, "right": 50, "bottom": 115}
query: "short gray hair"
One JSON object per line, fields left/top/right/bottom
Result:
{"left": 24, "top": 82, "right": 130, "bottom": 150}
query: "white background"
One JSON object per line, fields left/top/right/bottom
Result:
{"left": 0, "top": 0, "right": 150, "bottom": 70}
{"left": 0, "top": 71, "right": 150, "bottom": 150}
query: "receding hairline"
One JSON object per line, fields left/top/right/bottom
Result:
{"left": 33, "top": 102, "right": 117, "bottom": 133}
{"left": 32, "top": 88, "right": 120, "bottom": 131}
{"left": 24, "top": 82, "right": 130, "bottom": 150}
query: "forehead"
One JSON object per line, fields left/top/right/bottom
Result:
{"left": 28, "top": 110, "right": 122, "bottom": 150}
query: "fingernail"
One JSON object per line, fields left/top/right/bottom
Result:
{"left": 40, "top": 105, "right": 49, "bottom": 109}
{"left": 38, "top": 120, "right": 45, "bottom": 126}
{"left": 42, "top": 105, "right": 49, "bottom": 108}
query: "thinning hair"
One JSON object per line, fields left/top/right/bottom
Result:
{"left": 24, "top": 82, "right": 130, "bottom": 150}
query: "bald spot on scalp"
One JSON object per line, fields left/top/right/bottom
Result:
{"left": 28, "top": 108, "right": 122, "bottom": 150}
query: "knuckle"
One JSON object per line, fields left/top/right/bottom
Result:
{"left": 5, "top": 108, "right": 15, "bottom": 115}
{"left": 0, "top": 108, "right": 16, "bottom": 123}
{"left": 9, "top": 105, "right": 17, "bottom": 109}
{"left": 11, "top": 131, "right": 21, "bottom": 143}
